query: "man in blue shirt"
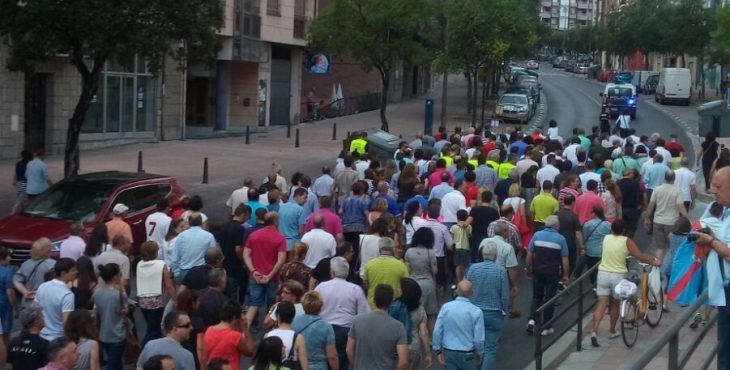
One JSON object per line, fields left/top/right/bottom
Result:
{"left": 429, "top": 172, "right": 454, "bottom": 201}
{"left": 466, "top": 243, "right": 509, "bottom": 370}
{"left": 169, "top": 214, "right": 216, "bottom": 282}
{"left": 279, "top": 187, "right": 309, "bottom": 250}
{"left": 525, "top": 215, "right": 570, "bottom": 337}
{"left": 246, "top": 188, "right": 267, "bottom": 225}
{"left": 433, "top": 280, "right": 484, "bottom": 370}
{"left": 25, "top": 151, "right": 52, "bottom": 198}
{"left": 644, "top": 154, "right": 669, "bottom": 191}
{"left": 404, "top": 184, "right": 429, "bottom": 212}
{"left": 368, "top": 181, "right": 400, "bottom": 216}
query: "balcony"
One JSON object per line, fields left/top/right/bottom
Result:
{"left": 542, "top": 0, "right": 554, "bottom": 7}
{"left": 540, "top": 11, "right": 553, "bottom": 19}
{"left": 576, "top": 11, "right": 590, "bottom": 20}
{"left": 294, "top": 15, "right": 307, "bottom": 39}
{"left": 576, "top": 0, "right": 590, "bottom": 9}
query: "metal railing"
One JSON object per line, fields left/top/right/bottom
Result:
{"left": 628, "top": 290, "right": 718, "bottom": 370}
{"left": 534, "top": 262, "right": 600, "bottom": 370}
{"left": 300, "top": 93, "right": 382, "bottom": 122}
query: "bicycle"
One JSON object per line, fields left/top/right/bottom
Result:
{"left": 619, "top": 259, "right": 664, "bottom": 348}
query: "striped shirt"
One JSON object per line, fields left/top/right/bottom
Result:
{"left": 466, "top": 261, "right": 509, "bottom": 314}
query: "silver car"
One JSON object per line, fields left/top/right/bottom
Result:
{"left": 496, "top": 93, "right": 532, "bottom": 124}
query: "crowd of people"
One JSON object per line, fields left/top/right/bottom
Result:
{"left": 4, "top": 119, "right": 728, "bottom": 370}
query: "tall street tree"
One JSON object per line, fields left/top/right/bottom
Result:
{"left": 0, "top": 0, "right": 223, "bottom": 177}
{"left": 308, "top": 0, "right": 436, "bottom": 132}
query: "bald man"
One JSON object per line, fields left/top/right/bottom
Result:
{"left": 691, "top": 166, "right": 730, "bottom": 368}
{"left": 432, "top": 280, "right": 485, "bottom": 370}
{"left": 302, "top": 214, "right": 337, "bottom": 268}
{"left": 644, "top": 169, "right": 687, "bottom": 263}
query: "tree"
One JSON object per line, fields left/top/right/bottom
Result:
{"left": 308, "top": 0, "right": 436, "bottom": 132}
{"left": 0, "top": 0, "right": 223, "bottom": 178}
{"left": 710, "top": 5, "right": 730, "bottom": 65}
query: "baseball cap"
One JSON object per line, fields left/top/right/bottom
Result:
{"left": 112, "top": 203, "right": 129, "bottom": 214}
{"left": 19, "top": 307, "right": 42, "bottom": 328}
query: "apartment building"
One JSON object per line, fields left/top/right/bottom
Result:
{"left": 539, "top": 0, "right": 599, "bottom": 30}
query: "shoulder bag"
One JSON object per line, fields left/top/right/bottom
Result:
{"left": 120, "top": 288, "right": 141, "bottom": 364}
{"left": 283, "top": 318, "right": 320, "bottom": 370}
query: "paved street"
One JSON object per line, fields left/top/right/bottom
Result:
{"left": 0, "top": 69, "right": 713, "bottom": 370}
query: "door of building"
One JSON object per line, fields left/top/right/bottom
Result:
{"left": 269, "top": 47, "right": 291, "bottom": 125}
{"left": 24, "top": 74, "right": 49, "bottom": 152}
{"left": 186, "top": 77, "right": 214, "bottom": 126}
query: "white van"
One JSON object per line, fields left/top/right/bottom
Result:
{"left": 655, "top": 68, "right": 691, "bottom": 105}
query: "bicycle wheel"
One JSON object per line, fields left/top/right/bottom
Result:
{"left": 645, "top": 284, "right": 664, "bottom": 327}
{"left": 621, "top": 299, "right": 639, "bottom": 348}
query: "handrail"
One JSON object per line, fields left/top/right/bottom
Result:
{"left": 533, "top": 262, "right": 600, "bottom": 370}
{"left": 628, "top": 290, "right": 715, "bottom": 370}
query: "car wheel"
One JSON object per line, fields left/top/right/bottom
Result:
{"left": 686, "top": 99, "right": 691, "bottom": 106}
{"left": 655, "top": 94, "right": 659, "bottom": 102}
{"left": 631, "top": 113, "right": 636, "bottom": 120}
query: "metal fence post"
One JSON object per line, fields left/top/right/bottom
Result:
{"left": 535, "top": 312, "right": 543, "bottom": 370}
{"left": 577, "top": 278, "right": 584, "bottom": 352}
{"left": 669, "top": 334, "right": 679, "bottom": 370}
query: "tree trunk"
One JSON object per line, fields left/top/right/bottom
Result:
{"left": 65, "top": 55, "right": 104, "bottom": 178}
{"left": 480, "top": 72, "right": 487, "bottom": 129}
{"left": 440, "top": 73, "right": 448, "bottom": 129}
{"left": 465, "top": 72, "right": 473, "bottom": 115}
{"left": 378, "top": 67, "right": 390, "bottom": 132}
{"left": 471, "top": 67, "right": 478, "bottom": 126}
{"left": 644, "top": 51, "right": 650, "bottom": 71}
{"left": 492, "top": 64, "right": 501, "bottom": 97}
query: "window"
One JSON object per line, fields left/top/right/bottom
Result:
{"left": 112, "top": 184, "right": 170, "bottom": 214}
{"left": 243, "top": 0, "right": 261, "bottom": 37}
{"left": 267, "top": 0, "right": 280, "bottom": 16}
{"left": 294, "top": 0, "right": 306, "bottom": 38}
{"left": 82, "top": 55, "right": 157, "bottom": 134}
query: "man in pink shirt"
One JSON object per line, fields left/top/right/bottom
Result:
{"left": 574, "top": 180, "right": 605, "bottom": 225}
{"left": 243, "top": 212, "right": 287, "bottom": 325}
{"left": 304, "top": 196, "right": 344, "bottom": 242}
{"left": 428, "top": 159, "right": 451, "bottom": 190}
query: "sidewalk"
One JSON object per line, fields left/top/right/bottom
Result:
{"left": 0, "top": 75, "right": 472, "bottom": 220}
{"left": 557, "top": 301, "right": 717, "bottom": 370}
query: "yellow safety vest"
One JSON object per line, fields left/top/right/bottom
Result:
{"left": 468, "top": 159, "right": 479, "bottom": 170}
{"left": 498, "top": 162, "right": 516, "bottom": 179}
{"left": 487, "top": 160, "right": 500, "bottom": 171}
{"left": 350, "top": 138, "right": 367, "bottom": 155}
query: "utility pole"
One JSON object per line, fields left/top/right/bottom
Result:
{"left": 440, "top": 1, "right": 448, "bottom": 128}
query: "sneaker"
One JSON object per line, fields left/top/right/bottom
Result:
{"left": 541, "top": 328, "right": 555, "bottom": 336}
{"left": 701, "top": 320, "right": 709, "bottom": 328}
{"left": 526, "top": 319, "right": 535, "bottom": 335}
{"left": 591, "top": 332, "right": 599, "bottom": 347}
{"left": 690, "top": 312, "right": 703, "bottom": 329}
{"left": 608, "top": 331, "right": 620, "bottom": 339}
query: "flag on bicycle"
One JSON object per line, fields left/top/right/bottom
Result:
{"left": 666, "top": 236, "right": 707, "bottom": 306}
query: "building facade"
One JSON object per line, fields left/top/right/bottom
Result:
{"left": 540, "top": 0, "right": 599, "bottom": 30}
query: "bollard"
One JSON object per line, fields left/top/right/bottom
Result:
{"left": 332, "top": 122, "right": 337, "bottom": 141}
{"left": 399, "top": 134, "right": 403, "bottom": 139}
{"left": 347, "top": 131, "right": 350, "bottom": 139}
{"left": 342, "top": 139, "right": 348, "bottom": 152}
{"left": 295, "top": 128, "right": 300, "bottom": 148}
{"left": 202, "top": 157, "right": 209, "bottom": 184}
{"left": 137, "top": 151, "right": 143, "bottom": 173}
{"left": 245, "top": 125, "right": 250, "bottom": 144}
{"left": 287, "top": 122, "right": 291, "bottom": 138}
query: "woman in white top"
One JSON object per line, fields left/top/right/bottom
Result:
{"left": 181, "top": 195, "right": 208, "bottom": 229}
{"left": 83, "top": 224, "right": 112, "bottom": 267}
{"left": 359, "top": 218, "right": 391, "bottom": 278}
{"left": 503, "top": 183, "right": 526, "bottom": 224}
{"left": 264, "top": 301, "right": 309, "bottom": 370}
{"left": 402, "top": 202, "right": 427, "bottom": 245}
{"left": 162, "top": 218, "right": 187, "bottom": 267}
{"left": 136, "top": 241, "right": 175, "bottom": 345}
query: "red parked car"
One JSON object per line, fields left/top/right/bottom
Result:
{"left": 0, "top": 171, "right": 185, "bottom": 264}
{"left": 598, "top": 70, "right": 615, "bottom": 82}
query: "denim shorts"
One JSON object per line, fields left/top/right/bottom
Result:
{"left": 248, "top": 279, "right": 278, "bottom": 307}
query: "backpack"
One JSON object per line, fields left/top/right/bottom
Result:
{"left": 666, "top": 237, "right": 707, "bottom": 306}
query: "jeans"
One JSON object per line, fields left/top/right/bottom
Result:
{"left": 529, "top": 275, "right": 560, "bottom": 326}
{"left": 101, "top": 340, "right": 126, "bottom": 370}
{"left": 248, "top": 279, "right": 278, "bottom": 307}
{"left": 140, "top": 307, "right": 164, "bottom": 347}
{"left": 481, "top": 310, "right": 505, "bottom": 370}
{"left": 718, "top": 308, "right": 730, "bottom": 370}
{"left": 226, "top": 269, "right": 248, "bottom": 304}
{"left": 444, "top": 350, "right": 477, "bottom": 370}
{"left": 174, "top": 269, "right": 191, "bottom": 285}
{"left": 332, "top": 324, "right": 350, "bottom": 370}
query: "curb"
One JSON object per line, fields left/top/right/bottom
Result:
{"left": 526, "top": 90, "right": 549, "bottom": 133}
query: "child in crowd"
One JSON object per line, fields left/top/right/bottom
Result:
{"left": 450, "top": 210, "right": 472, "bottom": 283}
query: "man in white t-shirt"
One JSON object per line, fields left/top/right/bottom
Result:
{"left": 674, "top": 157, "right": 697, "bottom": 212}
{"left": 145, "top": 199, "right": 172, "bottom": 259}
{"left": 537, "top": 154, "right": 560, "bottom": 191}
{"left": 301, "top": 215, "right": 337, "bottom": 268}
{"left": 441, "top": 180, "right": 468, "bottom": 226}
{"left": 225, "top": 178, "right": 254, "bottom": 215}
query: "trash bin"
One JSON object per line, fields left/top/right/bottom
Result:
{"left": 363, "top": 127, "right": 401, "bottom": 163}
{"left": 697, "top": 100, "right": 730, "bottom": 138}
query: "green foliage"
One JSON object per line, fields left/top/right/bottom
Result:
{"left": 439, "top": 0, "right": 536, "bottom": 74}
{"left": 710, "top": 5, "right": 730, "bottom": 64}
{"left": 0, "top": 0, "right": 223, "bottom": 74}
{"left": 308, "top": 0, "right": 435, "bottom": 75}
{"left": 0, "top": 0, "right": 223, "bottom": 177}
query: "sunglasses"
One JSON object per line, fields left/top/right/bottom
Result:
{"left": 176, "top": 322, "right": 193, "bottom": 328}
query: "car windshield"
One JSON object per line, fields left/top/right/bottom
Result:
{"left": 607, "top": 87, "right": 633, "bottom": 97}
{"left": 23, "top": 183, "right": 112, "bottom": 221}
{"left": 501, "top": 96, "right": 526, "bottom": 105}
